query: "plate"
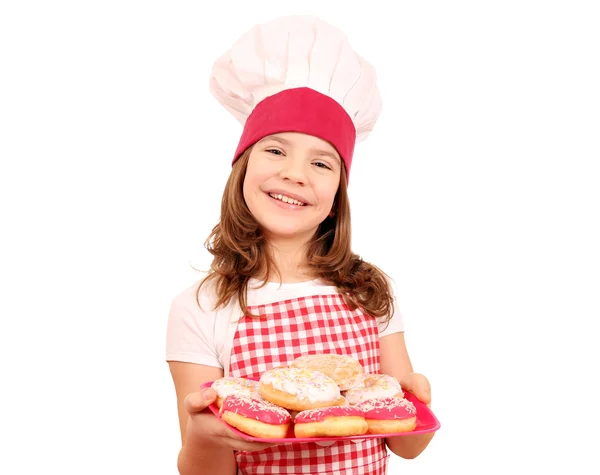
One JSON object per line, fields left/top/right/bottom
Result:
{"left": 201, "top": 378, "right": 440, "bottom": 444}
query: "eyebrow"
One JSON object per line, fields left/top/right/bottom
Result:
{"left": 259, "top": 135, "right": 341, "bottom": 163}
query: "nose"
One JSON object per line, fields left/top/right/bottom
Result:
{"left": 279, "top": 156, "right": 307, "bottom": 185}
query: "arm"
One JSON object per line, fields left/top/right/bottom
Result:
{"left": 166, "top": 286, "right": 276, "bottom": 473}
{"left": 379, "top": 332, "right": 435, "bottom": 459}
{"left": 169, "top": 362, "right": 237, "bottom": 475}
{"left": 169, "top": 362, "right": 275, "bottom": 474}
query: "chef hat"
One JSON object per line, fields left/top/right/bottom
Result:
{"left": 209, "top": 15, "right": 382, "bottom": 181}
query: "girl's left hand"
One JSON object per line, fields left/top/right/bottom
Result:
{"left": 399, "top": 372, "right": 432, "bottom": 408}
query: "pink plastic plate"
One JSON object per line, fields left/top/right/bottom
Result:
{"left": 201, "top": 378, "right": 440, "bottom": 444}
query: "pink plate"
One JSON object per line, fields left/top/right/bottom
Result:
{"left": 201, "top": 378, "right": 440, "bottom": 444}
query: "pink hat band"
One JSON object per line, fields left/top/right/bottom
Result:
{"left": 232, "top": 87, "right": 356, "bottom": 181}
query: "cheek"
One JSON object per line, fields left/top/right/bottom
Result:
{"left": 244, "top": 160, "right": 272, "bottom": 190}
{"left": 242, "top": 169, "right": 269, "bottom": 207}
{"left": 242, "top": 178, "right": 250, "bottom": 204}
{"left": 243, "top": 174, "right": 260, "bottom": 196}
{"left": 316, "top": 183, "right": 339, "bottom": 209}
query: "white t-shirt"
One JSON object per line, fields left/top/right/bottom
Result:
{"left": 165, "top": 275, "right": 405, "bottom": 375}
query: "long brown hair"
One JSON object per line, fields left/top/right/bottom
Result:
{"left": 196, "top": 146, "right": 395, "bottom": 325}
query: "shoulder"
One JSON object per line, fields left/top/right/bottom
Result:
{"left": 166, "top": 272, "right": 234, "bottom": 368}
{"left": 166, "top": 272, "right": 239, "bottom": 342}
{"left": 170, "top": 272, "right": 219, "bottom": 314}
{"left": 378, "top": 273, "right": 406, "bottom": 336}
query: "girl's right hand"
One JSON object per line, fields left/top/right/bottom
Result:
{"left": 183, "top": 388, "right": 278, "bottom": 453}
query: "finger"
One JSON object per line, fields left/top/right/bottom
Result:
{"left": 404, "top": 385, "right": 431, "bottom": 406}
{"left": 402, "top": 374, "right": 431, "bottom": 405}
{"left": 399, "top": 373, "right": 417, "bottom": 392}
{"left": 217, "top": 416, "right": 279, "bottom": 451}
{"left": 412, "top": 385, "right": 431, "bottom": 405}
{"left": 184, "top": 388, "right": 217, "bottom": 414}
{"left": 226, "top": 439, "right": 277, "bottom": 452}
{"left": 420, "top": 385, "right": 432, "bottom": 405}
{"left": 315, "top": 440, "right": 336, "bottom": 447}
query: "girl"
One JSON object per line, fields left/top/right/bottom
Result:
{"left": 166, "top": 15, "right": 434, "bottom": 475}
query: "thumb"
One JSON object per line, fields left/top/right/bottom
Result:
{"left": 184, "top": 388, "right": 217, "bottom": 415}
{"left": 411, "top": 385, "right": 431, "bottom": 406}
{"left": 401, "top": 374, "right": 432, "bottom": 406}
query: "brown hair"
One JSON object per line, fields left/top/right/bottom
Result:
{"left": 196, "top": 146, "right": 395, "bottom": 325}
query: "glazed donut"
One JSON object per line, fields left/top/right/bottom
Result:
{"left": 211, "top": 376, "right": 260, "bottom": 408}
{"left": 294, "top": 405, "right": 368, "bottom": 438}
{"left": 355, "top": 397, "right": 417, "bottom": 434}
{"left": 259, "top": 366, "right": 346, "bottom": 411}
{"left": 344, "top": 374, "right": 404, "bottom": 405}
{"left": 219, "top": 394, "right": 291, "bottom": 439}
{"left": 290, "top": 354, "right": 365, "bottom": 391}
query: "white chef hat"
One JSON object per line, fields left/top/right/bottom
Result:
{"left": 209, "top": 15, "right": 382, "bottom": 181}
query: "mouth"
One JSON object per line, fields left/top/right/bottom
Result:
{"left": 267, "top": 192, "right": 307, "bottom": 207}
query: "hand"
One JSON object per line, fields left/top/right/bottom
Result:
{"left": 184, "top": 387, "right": 277, "bottom": 452}
{"left": 399, "top": 372, "right": 432, "bottom": 408}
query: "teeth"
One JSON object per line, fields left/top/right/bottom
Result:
{"left": 269, "top": 193, "right": 305, "bottom": 206}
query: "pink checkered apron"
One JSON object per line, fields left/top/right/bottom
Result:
{"left": 228, "top": 293, "right": 389, "bottom": 475}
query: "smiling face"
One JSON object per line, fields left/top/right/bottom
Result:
{"left": 242, "top": 132, "right": 342, "bottom": 247}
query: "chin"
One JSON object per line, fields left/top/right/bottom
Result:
{"left": 261, "top": 223, "right": 318, "bottom": 242}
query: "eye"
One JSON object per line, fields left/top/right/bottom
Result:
{"left": 313, "top": 161, "right": 332, "bottom": 170}
{"left": 266, "top": 148, "right": 284, "bottom": 156}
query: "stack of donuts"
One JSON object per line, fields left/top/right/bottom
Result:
{"left": 211, "top": 354, "right": 418, "bottom": 439}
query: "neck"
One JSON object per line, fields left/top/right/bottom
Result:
{"left": 265, "top": 239, "right": 313, "bottom": 283}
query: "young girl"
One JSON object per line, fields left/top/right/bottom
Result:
{"left": 166, "top": 15, "right": 434, "bottom": 475}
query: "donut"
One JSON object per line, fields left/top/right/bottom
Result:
{"left": 259, "top": 366, "right": 346, "bottom": 411}
{"left": 211, "top": 376, "right": 261, "bottom": 408}
{"left": 290, "top": 353, "right": 365, "bottom": 391}
{"left": 219, "top": 394, "right": 291, "bottom": 439}
{"left": 355, "top": 397, "right": 417, "bottom": 434}
{"left": 294, "top": 405, "right": 368, "bottom": 438}
{"left": 288, "top": 396, "right": 349, "bottom": 423}
{"left": 344, "top": 374, "right": 404, "bottom": 405}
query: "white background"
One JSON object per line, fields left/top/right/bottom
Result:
{"left": 1, "top": 1, "right": 599, "bottom": 474}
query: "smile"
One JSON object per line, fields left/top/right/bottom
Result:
{"left": 268, "top": 193, "right": 306, "bottom": 206}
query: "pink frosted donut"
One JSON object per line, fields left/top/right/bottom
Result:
{"left": 344, "top": 374, "right": 404, "bottom": 405}
{"left": 211, "top": 376, "right": 260, "bottom": 408}
{"left": 355, "top": 397, "right": 417, "bottom": 434}
{"left": 219, "top": 394, "right": 291, "bottom": 439}
{"left": 294, "top": 405, "right": 368, "bottom": 437}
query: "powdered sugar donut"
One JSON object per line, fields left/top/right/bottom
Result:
{"left": 294, "top": 405, "right": 368, "bottom": 437}
{"left": 356, "top": 397, "right": 417, "bottom": 434}
{"left": 344, "top": 374, "right": 404, "bottom": 405}
{"left": 259, "top": 366, "right": 346, "bottom": 411}
{"left": 219, "top": 394, "right": 291, "bottom": 439}
{"left": 290, "top": 354, "right": 365, "bottom": 390}
{"left": 211, "top": 376, "right": 260, "bottom": 408}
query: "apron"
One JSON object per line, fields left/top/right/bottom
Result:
{"left": 228, "top": 293, "right": 389, "bottom": 475}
